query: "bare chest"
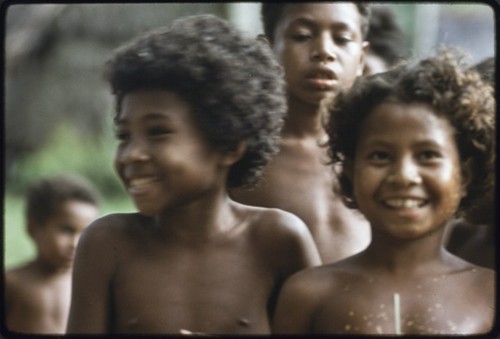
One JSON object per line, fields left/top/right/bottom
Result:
{"left": 8, "top": 277, "right": 71, "bottom": 333}
{"left": 312, "top": 275, "right": 494, "bottom": 335}
{"left": 111, "top": 245, "right": 275, "bottom": 334}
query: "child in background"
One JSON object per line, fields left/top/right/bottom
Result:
{"left": 231, "top": 2, "right": 371, "bottom": 264}
{"left": 272, "top": 50, "right": 495, "bottom": 334}
{"left": 66, "top": 14, "right": 320, "bottom": 335}
{"left": 363, "top": 5, "right": 408, "bottom": 75}
{"left": 5, "top": 173, "right": 100, "bottom": 334}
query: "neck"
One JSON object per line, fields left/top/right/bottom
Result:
{"left": 32, "top": 258, "right": 72, "bottom": 276}
{"left": 363, "top": 228, "right": 448, "bottom": 277}
{"left": 154, "top": 189, "right": 238, "bottom": 243}
{"left": 282, "top": 95, "right": 325, "bottom": 139}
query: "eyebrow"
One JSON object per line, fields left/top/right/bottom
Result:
{"left": 115, "top": 112, "right": 171, "bottom": 125}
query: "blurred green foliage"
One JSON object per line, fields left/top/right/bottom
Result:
{"left": 8, "top": 121, "right": 124, "bottom": 197}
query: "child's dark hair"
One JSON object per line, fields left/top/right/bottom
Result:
{"left": 325, "top": 49, "right": 495, "bottom": 216}
{"left": 366, "top": 5, "right": 407, "bottom": 67}
{"left": 470, "top": 56, "right": 494, "bottom": 85}
{"left": 26, "top": 173, "right": 101, "bottom": 225}
{"left": 104, "top": 14, "right": 287, "bottom": 188}
{"left": 261, "top": 3, "right": 371, "bottom": 43}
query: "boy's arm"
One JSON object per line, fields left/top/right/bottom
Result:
{"left": 66, "top": 216, "right": 118, "bottom": 333}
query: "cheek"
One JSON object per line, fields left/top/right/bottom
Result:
{"left": 352, "top": 165, "right": 380, "bottom": 201}
{"left": 439, "top": 168, "right": 464, "bottom": 214}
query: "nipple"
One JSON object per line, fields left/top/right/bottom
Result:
{"left": 237, "top": 317, "right": 250, "bottom": 327}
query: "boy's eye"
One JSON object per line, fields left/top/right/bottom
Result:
{"left": 148, "top": 126, "right": 172, "bottom": 138}
{"left": 334, "top": 35, "right": 352, "bottom": 45}
{"left": 290, "top": 31, "right": 312, "bottom": 42}
{"left": 292, "top": 34, "right": 311, "bottom": 42}
{"left": 59, "top": 225, "right": 75, "bottom": 235}
{"left": 114, "top": 129, "right": 130, "bottom": 142}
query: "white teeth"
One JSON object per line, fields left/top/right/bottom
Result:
{"left": 385, "top": 198, "right": 424, "bottom": 209}
{"left": 129, "top": 177, "right": 157, "bottom": 187}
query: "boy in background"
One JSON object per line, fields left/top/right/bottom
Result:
{"left": 5, "top": 173, "right": 101, "bottom": 334}
{"left": 66, "top": 14, "right": 320, "bottom": 334}
{"left": 232, "top": 3, "right": 371, "bottom": 263}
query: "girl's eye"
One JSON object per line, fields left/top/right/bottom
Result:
{"left": 418, "top": 150, "right": 442, "bottom": 161}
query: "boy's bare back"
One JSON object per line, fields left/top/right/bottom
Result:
{"left": 68, "top": 203, "right": 319, "bottom": 334}
{"left": 274, "top": 255, "right": 494, "bottom": 334}
{"left": 6, "top": 264, "right": 71, "bottom": 334}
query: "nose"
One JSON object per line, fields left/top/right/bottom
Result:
{"left": 116, "top": 138, "right": 150, "bottom": 164}
{"left": 387, "top": 156, "right": 422, "bottom": 186}
{"left": 310, "top": 32, "right": 336, "bottom": 62}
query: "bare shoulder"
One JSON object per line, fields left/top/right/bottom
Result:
{"left": 243, "top": 205, "right": 311, "bottom": 240}
{"left": 78, "top": 212, "right": 149, "bottom": 247}
{"left": 75, "top": 212, "right": 153, "bottom": 269}
{"left": 237, "top": 203, "right": 322, "bottom": 269}
{"left": 5, "top": 263, "right": 32, "bottom": 293}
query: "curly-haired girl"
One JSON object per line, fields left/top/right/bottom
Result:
{"left": 272, "top": 50, "right": 495, "bottom": 334}
{"left": 67, "top": 14, "right": 320, "bottom": 334}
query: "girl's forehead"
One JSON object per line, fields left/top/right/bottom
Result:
{"left": 359, "top": 101, "right": 456, "bottom": 144}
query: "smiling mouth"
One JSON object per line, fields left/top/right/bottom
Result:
{"left": 127, "top": 177, "right": 160, "bottom": 193}
{"left": 384, "top": 198, "right": 428, "bottom": 209}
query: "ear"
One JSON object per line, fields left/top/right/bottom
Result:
{"left": 220, "top": 141, "right": 247, "bottom": 167}
{"left": 356, "top": 41, "right": 370, "bottom": 77}
{"left": 460, "top": 157, "right": 474, "bottom": 197}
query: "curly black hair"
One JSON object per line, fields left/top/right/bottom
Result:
{"left": 261, "top": 2, "right": 371, "bottom": 43}
{"left": 26, "top": 173, "right": 101, "bottom": 226}
{"left": 366, "top": 5, "right": 407, "bottom": 67}
{"left": 104, "top": 14, "right": 287, "bottom": 189}
{"left": 324, "top": 49, "right": 495, "bottom": 217}
{"left": 470, "top": 56, "right": 494, "bottom": 85}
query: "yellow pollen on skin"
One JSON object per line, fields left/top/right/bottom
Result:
{"left": 344, "top": 324, "right": 351, "bottom": 331}
{"left": 407, "top": 320, "right": 414, "bottom": 326}
{"left": 348, "top": 311, "right": 354, "bottom": 316}
{"left": 376, "top": 325, "right": 383, "bottom": 334}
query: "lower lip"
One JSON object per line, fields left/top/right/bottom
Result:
{"left": 305, "top": 78, "right": 336, "bottom": 90}
{"left": 386, "top": 206, "right": 425, "bottom": 219}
